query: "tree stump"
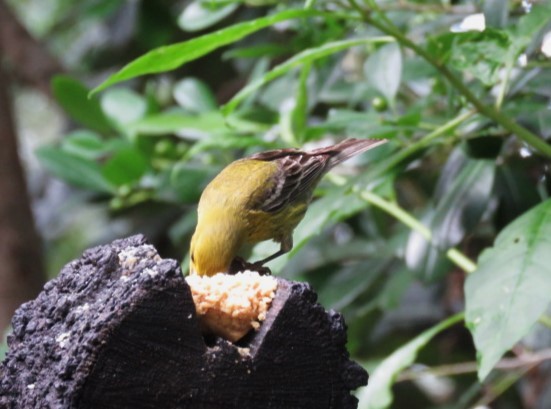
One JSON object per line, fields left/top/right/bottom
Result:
{"left": 0, "top": 235, "right": 367, "bottom": 408}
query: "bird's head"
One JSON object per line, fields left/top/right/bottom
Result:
{"left": 189, "top": 212, "right": 244, "bottom": 276}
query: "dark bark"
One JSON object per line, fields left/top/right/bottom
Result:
{"left": 0, "top": 235, "right": 367, "bottom": 409}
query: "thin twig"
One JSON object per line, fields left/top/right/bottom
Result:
{"left": 397, "top": 348, "right": 551, "bottom": 382}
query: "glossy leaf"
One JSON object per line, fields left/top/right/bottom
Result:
{"left": 91, "top": 9, "right": 322, "bottom": 94}
{"left": 185, "top": 134, "right": 275, "bottom": 157}
{"left": 493, "top": 162, "right": 541, "bottom": 226}
{"left": 290, "top": 62, "right": 312, "bottom": 144}
{"left": 292, "top": 187, "right": 369, "bottom": 255}
{"left": 405, "top": 210, "right": 452, "bottom": 281}
{"left": 223, "top": 43, "right": 289, "bottom": 60}
{"left": 36, "top": 147, "right": 114, "bottom": 193}
{"left": 483, "top": 0, "right": 508, "bottom": 28}
{"left": 128, "top": 111, "right": 227, "bottom": 137}
{"left": 100, "top": 88, "right": 148, "bottom": 127}
{"left": 173, "top": 78, "right": 218, "bottom": 113}
{"left": 61, "top": 130, "right": 107, "bottom": 160}
{"left": 312, "top": 109, "right": 402, "bottom": 140}
{"left": 465, "top": 199, "right": 551, "bottom": 380}
{"left": 450, "top": 29, "right": 511, "bottom": 86}
{"left": 406, "top": 150, "right": 495, "bottom": 281}
{"left": 223, "top": 37, "right": 394, "bottom": 115}
{"left": 358, "top": 313, "right": 463, "bottom": 409}
{"left": 513, "top": 2, "right": 551, "bottom": 46}
{"left": 178, "top": 1, "right": 238, "bottom": 32}
{"left": 364, "top": 42, "right": 403, "bottom": 104}
{"left": 52, "top": 76, "right": 112, "bottom": 133}
{"left": 160, "top": 163, "right": 214, "bottom": 203}
{"left": 101, "top": 147, "right": 149, "bottom": 186}
{"left": 432, "top": 156, "right": 496, "bottom": 247}
{"left": 318, "top": 260, "right": 386, "bottom": 310}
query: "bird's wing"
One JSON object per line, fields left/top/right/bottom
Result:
{"left": 250, "top": 150, "right": 328, "bottom": 213}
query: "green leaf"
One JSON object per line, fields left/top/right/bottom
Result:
{"left": 186, "top": 134, "right": 275, "bottom": 157}
{"left": 290, "top": 62, "right": 312, "bottom": 144}
{"left": 405, "top": 150, "right": 495, "bottom": 281}
{"left": 465, "top": 199, "right": 551, "bottom": 380}
{"left": 405, "top": 210, "right": 452, "bottom": 281}
{"left": 364, "top": 42, "right": 402, "bottom": 104}
{"left": 513, "top": 2, "right": 551, "bottom": 47}
{"left": 100, "top": 88, "right": 148, "bottom": 127}
{"left": 454, "top": 32, "right": 510, "bottom": 86}
{"left": 156, "top": 163, "right": 214, "bottom": 203}
{"left": 222, "top": 36, "right": 394, "bottom": 115}
{"left": 223, "top": 43, "right": 289, "bottom": 60}
{"left": 292, "top": 187, "right": 369, "bottom": 255}
{"left": 432, "top": 155, "right": 496, "bottom": 248}
{"left": 51, "top": 75, "right": 112, "bottom": 133}
{"left": 312, "top": 109, "right": 400, "bottom": 140}
{"left": 173, "top": 78, "right": 218, "bottom": 113}
{"left": 375, "top": 267, "right": 414, "bottom": 311}
{"left": 91, "top": 9, "right": 323, "bottom": 94}
{"left": 357, "top": 313, "right": 464, "bottom": 409}
{"left": 61, "top": 130, "right": 107, "bottom": 160}
{"left": 36, "top": 146, "right": 114, "bottom": 193}
{"left": 128, "top": 111, "right": 228, "bottom": 137}
{"left": 318, "top": 260, "right": 386, "bottom": 310}
{"left": 493, "top": 162, "right": 541, "bottom": 224}
{"left": 224, "top": 112, "right": 272, "bottom": 134}
{"left": 483, "top": 0, "right": 508, "bottom": 28}
{"left": 177, "top": 1, "right": 238, "bottom": 32}
{"left": 101, "top": 147, "right": 149, "bottom": 186}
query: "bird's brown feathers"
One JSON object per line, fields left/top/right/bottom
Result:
{"left": 249, "top": 138, "right": 386, "bottom": 213}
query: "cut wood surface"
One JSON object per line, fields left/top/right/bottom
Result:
{"left": 0, "top": 235, "right": 367, "bottom": 408}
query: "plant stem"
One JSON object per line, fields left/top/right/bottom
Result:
{"left": 475, "top": 369, "right": 531, "bottom": 407}
{"left": 348, "top": 1, "right": 551, "bottom": 159}
{"left": 398, "top": 348, "right": 551, "bottom": 381}
{"left": 538, "top": 314, "right": 551, "bottom": 329}
{"left": 329, "top": 173, "right": 477, "bottom": 273}
{"left": 372, "top": 110, "right": 475, "bottom": 178}
{"left": 328, "top": 173, "right": 476, "bottom": 273}
{"left": 495, "top": 56, "right": 514, "bottom": 110}
{"left": 354, "top": 187, "right": 478, "bottom": 273}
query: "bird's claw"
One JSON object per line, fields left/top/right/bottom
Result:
{"left": 229, "top": 257, "right": 272, "bottom": 276}
{"left": 251, "top": 262, "right": 272, "bottom": 276}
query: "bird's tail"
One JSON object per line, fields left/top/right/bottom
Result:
{"left": 312, "top": 138, "right": 387, "bottom": 168}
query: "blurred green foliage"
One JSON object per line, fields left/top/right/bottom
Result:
{"left": 12, "top": 0, "right": 551, "bottom": 407}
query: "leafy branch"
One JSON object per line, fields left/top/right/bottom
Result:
{"left": 329, "top": 177, "right": 476, "bottom": 273}
{"left": 347, "top": 0, "right": 551, "bottom": 159}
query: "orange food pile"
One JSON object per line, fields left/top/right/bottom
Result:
{"left": 185, "top": 271, "right": 278, "bottom": 342}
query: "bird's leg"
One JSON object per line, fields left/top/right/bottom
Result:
{"left": 229, "top": 256, "right": 272, "bottom": 276}
{"left": 254, "top": 236, "right": 293, "bottom": 266}
{"left": 230, "top": 236, "right": 293, "bottom": 276}
{"left": 228, "top": 256, "right": 249, "bottom": 275}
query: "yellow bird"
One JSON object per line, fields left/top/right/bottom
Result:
{"left": 189, "top": 138, "right": 387, "bottom": 276}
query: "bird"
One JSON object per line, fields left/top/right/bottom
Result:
{"left": 189, "top": 138, "right": 387, "bottom": 276}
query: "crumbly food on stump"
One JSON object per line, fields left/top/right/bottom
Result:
{"left": 186, "top": 271, "right": 278, "bottom": 342}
